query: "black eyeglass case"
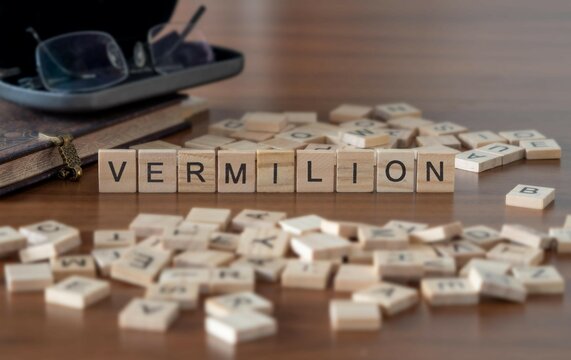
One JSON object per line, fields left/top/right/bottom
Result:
{"left": 0, "top": 0, "right": 244, "bottom": 113}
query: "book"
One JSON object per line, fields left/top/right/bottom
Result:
{"left": 0, "top": 95, "right": 209, "bottom": 196}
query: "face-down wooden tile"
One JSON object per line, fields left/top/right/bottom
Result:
{"left": 330, "top": 104, "right": 373, "bottom": 123}
{"left": 329, "top": 300, "right": 381, "bottom": 331}
{"left": 291, "top": 233, "right": 351, "bottom": 261}
{"left": 333, "top": 264, "right": 380, "bottom": 292}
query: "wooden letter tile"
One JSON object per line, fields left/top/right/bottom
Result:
{"left": 231, "top": 257, "right": 287, "bottom": 282}
{"left": 500, "top": 224, "right": 552, "bottom": 249}
{"left": 145, "top": 283, "right": 199, "bottom": 310}
{"left": 511, "top": 265, "right": 565, "bottom": 295}
{"left": 291, "top": 233, "right": 351, "bottom": 261}
{"left": 330, "top": 104, "right": 373, "bottom": 123}
{"left": 462, "top": 225, "right": 503, "bottom": 249}
{"left": 373, "top": 250, "right": 425, "bottom": 281}
{"left": 256, "top": 150, "right": 295, "bottom": 192}
{"left": 209, "top": 267, "right": 256, "bottom": 294}
{"left": 111, "top": 247, "right": 171, "bottom": 287}
{"left": 520, "top": 139, "right": 562, "bottom": 160}
{"left": 549, "top": 227, "right": 571, "bottom": 253}
{"left": 341, "top": 128, "right": 390, "bottom": 148}
{"left": 137, "top": 149, "right": 177, "bottom": 193}
{"left": 205, "top": 310, "right": 277, "bottom": 344}
{"left": 336, "top": 149, "right": 375, "bottom": 192}
{"left": 421, "top": 278, "right": 479, "bottom": 306}
{"left": 184, "top": 134, "right": 235, "bottom": 150}
{"left": 505, "top": 184, "right": 555, "bottom": 210}
{"left": 410, "top": 221, "right": 463, "bottom": 244}
{"left": 173, "top": 250, "right": 235, "bottom": 268}
{"left": 0, "top": 226, "right": 26, "bottom": 257}
{"left": 237, "top": 228, "right": 290, "bottom": 258}
{"left": 415, "top": 135, "right": 461, "bottom": 150}
{"left": 477, "top": 143, "right": 525, "bottom": 165}
{"left": 419, "top": 122, "right": 468, "bottom": 136}
{"left": 186, "top": 208, "right": 232, "bottom": 230}
{"left": 468, "top": 268, "right": 527, "bottom": 303}
{"left": 458, "top": 131, "right": 507, "bottom": 149}
{"left": 434, "top": 240, "right": 486, "bottom": 267}
{"left": 98, "top": 149, "right": 137, "bottom": 193}
{"left": 91, "top": 247, "right": 130, "bottom": 276}
{"left": 205, "top": 291, "right": 273, "bottom": 317}
{"left": 18, "top": 220, "right": 81, "bottom": 263}
{"left": 459, "top": 258, "right": 511, "bottom": 277}
{"left": 209, "top": 118, "right": 245, "bottom": 137}
{"left": 358, "top": 225, "right": 409, "bottom": 250}
{"left": 333, "top": 264, "right": 380, "bottom": 292}
{"left": 352, "top": 282, "right": 419, "bottom": 316}
{"left": 93, "top": 230, "right": 136, "bottom": 249}
{"left": 281, "top": 260, "right": 333, "bottom": 290}
{"left": 232, "top": 209, "right": 287, "bottom": 231}
{"left": 329, "top": 300, "right": 381, "bottom": 331}
{"left": 243, "top": 112, "right": 288, "bottom": 132}
{"left": 487, "top": 243, "right": 544, "bottom": 266}
{"left": 415, "top": 149, "right": 455, "bottom": 192}
{"left": 284, "top": 112, "right": 318, "bottom": 125}
{"left": 178, "top": 149, "right": 217, "bottom": 193}
{"left": 51, "top": 255, "right": 96, "bottom": 281}
{"left": 128, "top": 213, "right": 183, "bottom": 237}
{"left": 374, "top": 102, "right": 421, "bottom": 120}
{"left": 455, "top": 150, "right": 502, "bottom": 173}
{"left": 159, "top": 268, "right": 211, "bottom": 293}
{"left": 4, "top": 263, "right": 53, "bottom": 292}
{"left": 161, "top": 223, "right": 218, "bottom": 251}
{"left": 296, "top": 149, "right": 336, "bottom": 192}
{"left": 119, "top": 298, "right": 180, "bottom": 332}
{"left": 498, "top": 129, "right": 546, "bottom": 145}
{"left": 209, "top": 232, "right": 240, "bottom": 252}
{"left": 376, "top": 149, "right": 415, "bottom": 192}
{"left": 387, "top": 117, "right": 434, "bottom": 134}
{"left": 217, "top": 150, "right": 256, "bottom": 193}
{"left": 45, "top": 275, "right": 110, "bottom": 309}
{"left": 279, "top": 214, "right": 325, "bottom": 235}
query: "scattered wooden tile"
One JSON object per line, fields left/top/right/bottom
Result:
{"left": 304, "top": 144, "right": 340, "bottom": 151}
{"left": 434, "top": 240, "right": 486, "bottom": 267}
{"left": 243, "top": 112, "right": 288, "bottom": 133}
{"left": 161, "top": 222, "right": 217, "bottom": 251}
{"left": 281, "top": 260, "right": 333, "bottom": 290}
{"left": 487, "top": 243, "right": 544, "bottom": 266}
{"left": 321, "top": 219, "right": 362, "bottom": 238}
{"left": 341, "top": 128, "right": 390, "bottom": 148}
{"left": 421, "top": 278, "right": 479, "bottom": 306}
{"left": 220, "top": 140, "right": 261, "bottom": 151}
{"left": 455, "top": 150, "right": 502, "bottom": 173}
{"left": 145, "top": 282, "right": 199, "bottom": 310}
{"left": 387, "top": 117, "right": 434, "bottom": 134}
{"left": 418, "top": 122, "right": 468, "bottom": 136}
{"left": 119, "top": 298, "right": 180, "bottom": 332}
{"left": 135, "top": 235, "right": 174, "bottom": 255}
{"left": 184, "top": 134, "right": 235, "bottom": 150}
{"left": 91, "top": 247, "right": 130, "bottom": 276}
{"left": 93, "top": 230, "right": 136, "bottom": 249}
{"left": 477, "top": 143, "right": 525, "bottom": 165}
{"left": 457, "top": 131, "right": 507, "bottom": 149}
{"left": 98, "top": 149, "right": 138, "bottom": 193}
{"left": 0, "top": 226, "right": 26, "bottom": 257}
{"left": 205, "top": 310, "right": 277, "bottom": 344}
{"left": 549, "top": 227, "right": 571, "bottom": 253}
{"left": 260, "top": 137, "right": 307, "bottom": 150}
{"left": 500, "top": 224, "right": 553, "bottom": 249}
{"left": 256, "top": 149, "right": 295, "bottom": 192}
{"left": 230, "top": 130, "right": 275, "bottom": 142}
{"left": 333, "top": 264, "right": 379, "bottom": 292}
{"left": 459, "top": 258, "right": 511, "bottom": 277}
{"left": 205, "top": 291, "right": 273, "bottom": 317}
{"left": 128, "top": 213, "right": 183, "bottom": 237}
{"left": 45, "top": 276, "right": 110, "bottom": 309}
{"left": 415, "top": 135, "right": 461, "bottom": 150}
{"left": 232, "top": 209, "right": 287, "bottom": 231}
{"left": 415, "top": 148, "right": 455, "bottom": 192}
{"left": 462, "top": 225, "right": 504, "bottom": 249}
{"left": 339, "top": 119, "right": 387, "bottom": 130}
{"left": 231, "top": 256, "right": 287, "bottom": 282}
{"left": 336, "top": 149, "right": 375, "bottom": 192}
{"left": 358, "top": 225, "right": 409, "bottom": 250}
{"left": 373, "top": 250, "right": 425, "bottom": 281}
{"left": 498, "top": 129, "right": 546, "bottom": 145}
{"left": 274, "top": 127, "right": 326, "bottom": 144}
{"left": 237, "top": 228, "right": 290, "bottom": 258}
{"left": 505, "top": 184, "right": 555, "bottom": 210}
{"left": 329, "top": 300, "right": 381, "bottom": 331}
{"left": 347, "top": 244, "right": 374, "bottom": 264}
{"left": 330, "top": 104, "right": 373, "bottom": 123}
{"left": 520, "top": 139, "right": 562, "bottom": 160}
{"left": 376, "top": 149, "right": 415, "bottom": 192}
{"left": 410, "top": 221, "right": 463, "bottom": 244}
{"left": 209, "top": 232, "right": 240, "bottom": 252}
{"left": 209, "top": 267, "right": 256, "bottom": 294}
{"left": 384, "top": 128, "right": 416, "bottom": 148}
{"left": 51, "top": 255, "right": 97, "bottom": 281}
{"left": 186, "top": 208, "right": 231, "bottom": 230}
{"left": 177, "top": 149, "right": 217, "bottom": 193}
{"left": 279, "top": 214, "right": 324, "bottom": 235}
{"left": 111, "top": 247, "right": 171, "bottom": 287}
{"left": 291, "top": 233, "right": 351, "bottom": 261}
{"left": 384, "top": 220, "right": 429, "bottom": 234}
{"left": 217, "top": 150, "right": 257, "bottom": 193}
{"left": 468, "top": 268, "right": 527, "bottom": 303}
{"left": 422, "top": 257, "right": 457, "bottom": 277}
{"left": 158, "top": 268, "right": 211, "bottom": 293}
{"left": 137, "top": 149, "right": 177, "bottom": 193}
{"left": 374, "top": 102, "right": 421, "bottom": 120}
{"left": 352, "top": 282, "right": 419, "bottom": 316}
{"left": 284, "top": 112, "right": 318, "bottom": 125}
{"left": 173, "top": 250, "right": 235, "bottom": 268}
{"left": 564, "top": 215, "right": 571, "bottom": 228}
{"left": 209, "top": 119, "right": 246, "bottom": 137}
{"left": 4, "top": 263, "right": 54, "bottom": 292}
{"left": 19, "top": 220, "right": 81, "bottom": 263}
{"left": 512, "top": 265, "right": 565, "bottom": 295}
{"left": 130, "top": 140, "right": 181, "bottom": 150}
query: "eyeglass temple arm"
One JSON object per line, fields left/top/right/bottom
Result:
{"left": 26, "top": 27, "right": 75, "bottom": 77}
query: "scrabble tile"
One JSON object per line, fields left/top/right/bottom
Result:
{"left": 374, "top": 102, "right": 421, "bottom": 120}
{"left": 520, "top": 139, "right": 562, "bottom": 160}
{"left": 358, "top": 225, "right": 409, "bottom": 250}
{"left": 341, "top": 128, "right": 390, "bottom": 148}
{"left": 410, "top": 221, "right": 463, "bottom": 244}
{"left": 159, "top": 268, "right": 211, "bottom": 293}
{"left": 339, "top": 119, "right": 387, "bottom": 130}
{"left": 217, "top": 150, "right": 256, "bottom": 193}
{"left": 336, "top": 149, "right": 375, "bottom": 192}
{"left": 421, "top": 278, "right": 479, "bottom": 306}
{"left": 209, "top": 232, "right": 240, "bottom": 252}
{"left": 455, "top": 150, "right": 502, "bottom": 173}
{"left": 291, "top": 233, "right": 351, "bottom": 261}
{"left": 284, "top": 112, "right": 318, "bottom": 125}
{"left": 383, "top": 128, "right": 416, "bottom": 148}
{"left": 119, "top": 298, "right": 180, "bottom": 332}
{"left": 321, "top": 219, "right": 362, "bottom": 238}
{"left": 237, "top": 228, "right": 290, "bottom": 258}
{"left": 419, "top": 122, "right": 468, "bottom": 136}
{"left": 296, "top": 149, "right": 336, "bottom": 192}
{"left": 260, "top": 137, "right": 307, "bottom": 150}
{"left": 279, "top": 214, "right": 324, "bottom": 235}
{"left": 498, "top": 129, "right": 546, "bottom": 145}
{"left": 549, "top": 227, "right": 571, "bottom": 253}
{"left": 415, "top": 148, "right": 455, "bottom": 192}
{"left": 330, "top": 104, "right": 373, "bottom": 123}
{"left": 45, "top": 276, "right": 110, "bottom": 309}
{"left": 4, "top": 263, "right": 54, "bottom": 292}
{"left": 184, "top": 134, "right": 235, "bottom": 150}
{"left": 477, "top": 143, "right": 525, "bottom": 165}
{"left": 256, "top": 149, "right": 295, "bottom": 192}
{"left": 384, "top": 220, "right": 429, "bottom": 234}
{"left": 274, "top": 128, "right": 326, "bottom": 144}
{"left": 434, "top": 240, "right": 486, "bottom": 267}
{"left": 137, "top": 149, "right": 177, "bottom": 193}
{"left": 230, "top": 130, "right": 275, "bottom": 142}
{"left": 205, "top": 291, "right": 273, "bottom": 317}
{"left": 487, "top": 243, "right": 544, "bottom": 266}
{"left": 500, "top": 224, "right": 553, "bottom": 249}
{"left": 459, "top": 258, "right": 511, "bottom": 277}
{"left": 232, "top": 209, "right": 287, "bottom": 231}
{"left": 135, "top": 235, "right": 174, "bottom": 255}
{"left": 51, "top": 255, "right": 97, "bottom": 281}
{"left": 422, "top": 257, "right": 457, "bottom": 277}
{"left": 209, "top": 119, "right": 246, "bottom": 137}
{"left": 506, "top": 184, "right": 555, "bottom": 210}
{"left": 457, "top": 131, "right": 507, "bottom": 149}
{"left": 231, "top": 256, "right": 287, "bottom": 282}
{"left": 415, "top": 135, "right": 461, "bottom": 150}
{"left": 111, "top": 247, "right": 171, "bottom": 287}
{"left": 173, "top": 250, "right": 235, "bottom": 268}
{"left": 511, "top": 265, "right": 565, "bottom": 295}
{"left": 468, "top": 268, "right": 527, "bottom": 303}
{"left": 352, "top": 282, "right": 419, "bottom": 316}
{"left": 564, "top": 215, "right": 571, "bottom": 228}
{"left": 209, "top": 267, "right": 255, "bottom": 294}
{"left": 304, "top": 144, "right": 340, "bottom": 151}
{"left": 220, "top": 140, "right": 262, "bottom": 151}
{"left": 0, "top": 226, "right": 26, "bottom": 257}
{"left": 333, "top": 264, "right": 380, "bottom": 292}
{"left": 161, "top": 222, "right": 217, "bottom": 251}
{"left": 462, "top": 225, "right": 504, "bottom": 249}
{"left": 243, "top": 112, "right": 288, "bottom": 132}
{"left": 387, "top": 117, "right": 434, "bottom": 133}
{"left": 376, "top": 149, "right": 415, "bottom": 192}
{"left": 329, "top": 300, "right": 381, "bottom": 331}
{"left": 93, "top": 230, "right": 136, "bottom": 249}
{"left": 19, "top": 221, "right": 81, "bottom": 263}
{"left": 347, "top": 244, "right": 374, "bottom": 264}
{"left": 130, "top": 140, "right": 181, "bottom": 150}
{"left": 98, "top": 149, "right": 137, "bottom": 193}
{"left": 373, "top": 250, "right": 425, "bottom": 281}
{"left": 91, "top": 247, "right": 130, "bottom": 276}
{"left": 128, "top": 213, "right": 183, "bottom": 237}
{"left": 408, "top": 244, "right": 440, "bottom": 259}
{"left": 205, "top": 310, "right": 277, "bottom": 344}
{"left": 281, "top": 260, "right": 333, "bottom": 290}
{"left": 186, "top": 208, "right": 231, "bottom": 230}
{"left": 177, "top": 149, "right": 217, "bottom": 193}
{"left": 145, "top": 283, "right": 199, "bottom": 310}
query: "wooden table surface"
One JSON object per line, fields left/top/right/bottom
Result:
{"left": 2, "top": 0, "right": 571, "bottom": 359}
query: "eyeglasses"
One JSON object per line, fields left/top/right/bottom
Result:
{"left": 26, "top": 5, "right": 214, "bottom": 93}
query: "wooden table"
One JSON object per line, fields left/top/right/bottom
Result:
{"left": 2, "top": 0, "right": 571, "bottom": 359}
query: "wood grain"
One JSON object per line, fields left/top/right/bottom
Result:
{"left": 2, "top": 0, "right": 571, "bottom": 359}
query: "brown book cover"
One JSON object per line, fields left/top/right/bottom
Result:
{"left": 0, "top": 95, "right": 209, "bottom": 195}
